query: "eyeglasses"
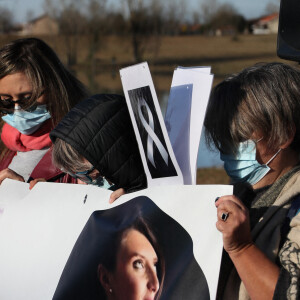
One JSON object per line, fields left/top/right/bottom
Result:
{"left": 0, "top": 92, "right": 44, "bottom": 114}
{"left": 252, "top": 137, "right": 263, "bottom": 143}
{"left": 66, "top": 165, "right": 96, "bottom": 184}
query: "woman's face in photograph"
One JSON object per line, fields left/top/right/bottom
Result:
{"left": 111, "top": 229, "right": 160, "bottom": 300}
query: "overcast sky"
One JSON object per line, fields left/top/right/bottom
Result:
{"left": 2, "top": 0, "right": 280, "bottom": 23}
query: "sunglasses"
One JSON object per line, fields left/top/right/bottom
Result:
{"left": 65, "top": 165, "right": 96, "bottom": 184}
{"left": 0, "top": 92, "right": 44, "bottom": 114}
{"left": 65, "top": 166, "right": 114, "bottom": 187}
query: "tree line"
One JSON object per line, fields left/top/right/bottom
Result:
{"left": 0, "top": 0, "right": 279, "bottom": 64}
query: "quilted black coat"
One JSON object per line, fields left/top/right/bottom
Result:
{"left": 50, "top": 94, "right": 147, "bottom": 193}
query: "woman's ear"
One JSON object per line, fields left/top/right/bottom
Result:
{"left": 280, "top": 124, "right": 296, "bottom": 149}
{"left": 98, "top": 264, "right": 113, "bottom": 294}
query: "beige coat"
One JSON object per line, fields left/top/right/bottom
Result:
{"left": 223, "top": 170, "right": 300, "bottom": 300}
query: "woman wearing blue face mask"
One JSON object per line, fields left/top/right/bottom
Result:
{"left": 50, "top": 94, "right": 147, "bottom": 203}
{"left": 0, "top": 38, "right": 88, "bottom": 185}
{"left": 204, "top": 62, "right": 300, "bottom": 300}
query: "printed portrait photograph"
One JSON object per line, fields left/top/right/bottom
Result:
{"left": 53, "top": 196, "right": 210, "bottom": 300}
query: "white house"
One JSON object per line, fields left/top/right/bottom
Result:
{"left": 251, "top": 13, "right": 279, "bottom": 35}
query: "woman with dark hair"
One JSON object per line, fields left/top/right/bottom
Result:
{"left": 0, "top": 37, "right": 88, "bottom": 184}
{"left": 204, "top": 62, "right": 300, "bottom": 299}
{"left": 50, "top": 94, "right": 147, "bottom": 202}
{"left": 97, "top": 217, "right": 165, "bottom": 300}
{"left": 53, "top": 197, "right": 210, "bottom": 300}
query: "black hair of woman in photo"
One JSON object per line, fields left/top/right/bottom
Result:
{"left": 52, "top": 197, "right": 210, "bottom": 300}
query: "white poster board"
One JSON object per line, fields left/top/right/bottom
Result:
{"left": 0, "top": 179, "right": 232, "bottom": 300}
{"left": 165, "top": 67, "right": 214, "bottom": 185}
{"left": 120, "top": 62, "right": 183, "bottom": 187}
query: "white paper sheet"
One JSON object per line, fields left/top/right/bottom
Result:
{"left": 0, "top": 179, "right": 30, "bottom": 221}
{"left": 165, "top": 67, "right": 214, "bottom": 185}
{"left": 177, "top": 66, "right": 211, "bottom": 74}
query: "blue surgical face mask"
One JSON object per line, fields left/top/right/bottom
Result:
{"left": 69, "top": 166, "right": 115, "bottom": 190}
{"left": 92, "top": 176, "right": 115, "bottom": 190}
{"left": 221, "top": 140, "right": 281, "bottom": 186}
{"left": 2, "top": 104, "right": 51, "bottom": 135}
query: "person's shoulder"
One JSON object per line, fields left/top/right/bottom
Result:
{"left": 290, "top": 195, "right": 300, "bottom": 224}
{"left": 287, "top": 168, "right": 300, "bottom": 186}
{"left": 286, "top": 195, "right": 300, "bottom": 244}
{"left": 287, "top": 215, "right": 300, "bottom": 247}
{"left": 279, "top": 168, "right": 300, "bottom": 200}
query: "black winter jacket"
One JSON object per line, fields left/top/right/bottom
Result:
{"left": 50, "top": 94, "right": 147, "bottom": 193}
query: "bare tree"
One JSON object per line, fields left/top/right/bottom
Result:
{"left": 148, "top": 0, "right": 163, "bottom": 62}
{"left": 43, "top": 0, "right": 59, "bottom": 17}
{"left": 200, "top": 1, "right": 246, "bottom": 35}
{"left": 163, "top": 0, "right": 186, "bottom": 35}
{"left": 213, "top": 4, "right": 246, "bottom": 32}
{"left": 43, "top": 0, "right": 88, "bottom": 66}
{"left": 122, "top": 0, "right": 164, "bottom": 62}
{"left": 265, "top": 1, "right": 280, "bottom": 14}
{"left": 0, "top": 7, "right": 13, "bottom": 34}
{"left": 200, "top": 0, "right": 219, "bottom": 24}
{"left": 26, "top": 10, "right": 34, "bottom": 23}
{"left": 85, "top": 0, "right": 107, "bottom": 65}
{"left": 59, "top": 3, "right": 87, "bottom": 66}
{"left": 44, "top": 0, "right": 109, "bottom": 66}
{"left": 162, "top": 2, "right": 179, "bottom": 35}
{"left": 192, "top": 11, "right": 201, "bottom": 25}
{"left": 104, "top": 11, "right": 127, "bottom": 35}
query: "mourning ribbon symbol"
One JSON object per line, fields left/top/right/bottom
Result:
{"left": 138, "top": 97, "right": 169, "bottom": 168}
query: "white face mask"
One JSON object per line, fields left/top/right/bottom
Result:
{"left": 221, "top": 140, "right": 281, "bottom": 185}
{"left": 2, "top": 104, "right": 51, "bottom": 135}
